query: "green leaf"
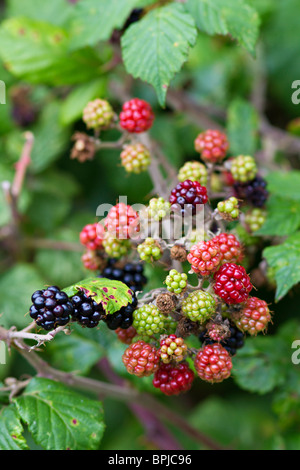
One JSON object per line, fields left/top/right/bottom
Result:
{"left": 0, "top": 18, "right": 103, "bottom": 86}
{"left": 226, "top": 98, "right": 259, "bottom": 155}
{"left": 256, "top": 195, "right": 300, "bottom": 236}
{"left": 14, "top": 377, "right": 105, "bottom": 450}
{"left": 69, "top": 0, "right": 138, "bottom": 50}
{"left": 30, "top": 101, "right": 71, "bottom": 172}
{"left": 232, "top": 336, "right": 287, "bottom": 394}
{"left": 265, "top": 170, "right": 300, "bottom": 202}
{"left": 0, "top": 264, "right": 46, "bottom": 329}
{"left": 0, "top": 405, "right": 29, "bottom": 450}
{"left": 185, "top": 0, "right": 260, "bottom": 55}
{"left": 121, "top": 3, "right": 197, "bottom": 106}
{"left": 263, "top": 233, "right": 300, "bottom": 301}
{"left": 63, "top": 278, "right": 133, "bottom": 315}
{"left": 6, "top": 0, "right": 74, "bottom": 27}
{"left": 60, "top": 78, "right": 108, "bottom": 126}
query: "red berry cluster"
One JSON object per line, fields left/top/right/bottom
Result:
{"left": 194, "top": 343, "right": 232, "bottom": 383}
{"left": 119, "top": 98, "right": 154, "bottom": 133}
{"left": 80, "top": 223, "right": 104, "bottom": 251}
{"left": 105, "top": 202, "right": 140, "bottom": 239}
{"left": 213, "top": 263, "right": 253, "bottom": 304}
{"left": 194, "top": 129, "right": 229, "bottom": 163}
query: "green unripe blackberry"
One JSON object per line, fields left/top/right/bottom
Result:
{"left": 120, "top": 143, "right": 151, "bottom": 174}
{"left": 147, "top": 197, "right": 171, "bottom": 221}
{"left": 103, "top": 233, "right": 131, "bottom": 259}
{"left": 83, "top": 98, "right": 114, "bottom": 129}
{"left": 230, "top": 155, "right": 257, "bottom": 183}
{"left": 217, "top": 197, "right": 240, "bottom": 221}
{"left": 132, "top": 304, "right": 167, "bottom": 337}
{"left": 245, "top": 208, "right": 267, "bottom": 232}
{"left": 137, "top": 238, "right": 162, "bottom": 263}
{"left": 181, "top": 290, "right": 216, "bottom": 323}
{"left": 165, "top": 269, "right": 188, "bottom": 295}
{"left": 177, "top": 161, "right": 207, "bottom": 186}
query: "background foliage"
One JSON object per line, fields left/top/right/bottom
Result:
{"left": 0, "top": 0, "right": 300, "bottom": 450}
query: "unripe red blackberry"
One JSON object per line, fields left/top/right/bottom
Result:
{"left": 211, "top": 233, "right": 243, "bottom": 264}
{"left": 234, "top": 296, "right": 271, "bottom": 335}
{"left": 137, "top": 238, "right": 162, "bottom": 263}
{"left": 119, "top": 98, "right": 154, "bottom": 133}
{"left": 187, "top": 240, "right": 222, "bottom": 276}
{"left": 169, "top": 180, "right": 208, "bottom": 215}
{"left": 153, "top": 362, "right": 195, "bottom": 396}
{"left": 83, "top": 98, "right": 114, "bottom": 129}
{"left": 120, "top": 143, "right": 151, "bottom": 174}
{"left": 230, "top": 155, "right": 257, "bottom": 183}
{"left": 81, "top": 250, "right": 105, "bottom": 271}
{"left": 194, "top": 129, "right": 229, "bottom": 163}
{"left": 122, "top": 340, "right": 160, "bottom": 377}
{"left": 177, "top": 161, "right": 207, "bottom": 186}
{"left": 115, "top": 325, "right": 137, "bottom": 344}
{"left": 105, "top": 202, "right": 140, "bottom": 240}
{"left": 29, "top": 286, "right": 74, "bottom": 331}
{"left": 181, "top": 290, "right": 216, "bottom": 323}
{"left": 159, "top": 334, "right": 188, "bottom": 364}
{"left": 194, "top": 343, "right": 232, "bottom": 383}
{"left": 80, "top": 223, "right": 105, "bottom": 251}
{"left": 213, "top": 262, "right": 253, "bottom": 304}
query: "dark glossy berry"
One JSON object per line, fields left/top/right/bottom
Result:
{"left": 105, "top": 291, "right": 137, "bottom": 330}
{"left": 70, "top": 291, "right": 105, "bottom": 328}
{"left": 233, "top": 175, "right": 269, "bottom": 208}
{"left": 100, "top": 259, "right": 147, "bottom": 293}
{"left": 29, "top": 286, "right": 73, "bottom": 331}
{"left": 199, "top": 323, "right": 245, "bottom": 356}
{"left": 169, "top": 179, "right": 208, "bottom": 215}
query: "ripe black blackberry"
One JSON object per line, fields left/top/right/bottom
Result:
{"left": 105, "top": 291, "right": 138, "bottom": 330}
{"left": 234, "top": 175, "right": 268, "bottom": 208}
{"left": 71, "top": 291, "right": 105, "bottom": 328}
{"left": 29, "top": 286, "right": 73, "bottom": 331}
{"left": 199, "top": 323, "right": 245, "bottom": 356}
{"left": 100, "top": 259, "right": 147, "bottom": 293}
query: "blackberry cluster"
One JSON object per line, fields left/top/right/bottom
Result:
{"left": 199, "top": 323, "right": 245, "bottom": 356}
{"left": 105, "top": 291, "right": 138, "bottom": 330}
{"left": 233, "top": 175, "right": 269, "bottom": 208}
{"left": 100, "top": 259, "right": 147, "bottom": 293}
{"left": 169, "top": 180, "right": 208, "bottom": 215}
{"left": 70, "top": 292, "right": 105, "bottom": 328}
{"left": 29, "top": 286, "right": 73, "bottom": 331}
